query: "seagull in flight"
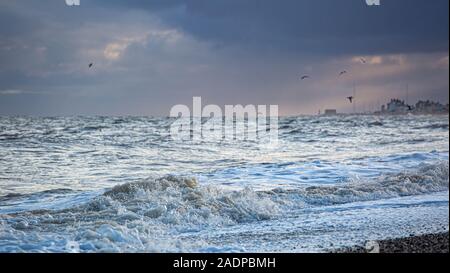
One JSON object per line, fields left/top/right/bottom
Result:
{"left": 88, "top": 63, "right": 94, "bottom": 68}
{"left": 300, "top": 75, "right": 310, "bottom": 80}
{"left": 360, "top": 58, "right": 367, "bottom": 64}
{"left": 347, "top": 96, "right": 354, "bottom": 103}
{"left": 339, "top": 70, "right": 347, "bottom": 77}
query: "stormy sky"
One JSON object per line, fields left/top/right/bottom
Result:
{"left": 0, "top": 0, "right": 448, "bottom": 116}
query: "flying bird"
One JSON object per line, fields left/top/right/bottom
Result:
{"left": 300, "top": 75, "right": 310, "bottom": 80}
{"left": 360, "top": 58, "right": 367, "bottom": 64}
{"left": 339, "top": 71, "right": 347, "bottom": 77}
{"left": 347, "top": 96, "right": 354, "bottom": 103}
{"left": 88, "top": 63, "right": 93, "bottom": 68}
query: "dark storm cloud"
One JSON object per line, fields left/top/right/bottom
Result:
{"left": 98, "top": 0, "right": 449, "bottom": 55}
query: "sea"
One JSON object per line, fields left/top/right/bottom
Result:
{"left": 0, "top": 115, "right": 448, "bottom": 252}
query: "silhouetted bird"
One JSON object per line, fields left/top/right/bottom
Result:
{"left": 347, "top": 96, "right": 354, "bottom": 103}
{"left": 407, "top": 105, "right": 413, "bottom": 111}
{"left": 360, "top": 58, "right": 367, "bottom": 64}
{"left": 300, "top": 75, "right": 310, "bottom": 80}
{"left": 89, "top": 63, "right": 93, "bottom": 68}
{"left": 339, "top": 71, "right": 347, "bottom": 76}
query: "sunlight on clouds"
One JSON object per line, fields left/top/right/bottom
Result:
{"left": 103, "top": 30, "right": 182, "bottom": 61}
{"left": 435, "top": 56, "right": 449, "bottom": 69}
{"left": 351, "top": 56, "right": 393, "bottom": 65}
{"left": 103, "top": 35, "right": 147, "bottom": 61}
{"left": 104, "top": 42, "right": 128, "bottom": 60}
{"left": 368, "top": 56, "right": 383, "bottom": 65}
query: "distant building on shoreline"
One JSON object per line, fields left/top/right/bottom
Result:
{"left": 324, "top": 109, "right": 338, "bottom": 116}
{"left": 385, "top": 99, "right": 410, "bottom": 114}
{"left": 414, "top": 100, "right": 449, "bottom": 114}
{"left": 378, "top": 99, "right": 449, "bottom": 115}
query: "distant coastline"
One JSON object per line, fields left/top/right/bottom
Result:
{"left": 322, "top": 98, "right": 449, "bottom": 116}
{"left": 376, "top": 99, "right": 449, "bottom": 115}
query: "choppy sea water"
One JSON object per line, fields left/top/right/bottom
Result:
{"left": 0, "top": 115, "right": 448, "bottom": 253}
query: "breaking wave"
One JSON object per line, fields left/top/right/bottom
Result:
{"left": 95, "top": 161, "right": 449, "bottom": 223}
{"left": 99, "top": 175, "right": 280, "bottom": 225}
{"left": 276, "top": 161, "right": 449, "bottom": 205}
{"left": 0, "top": 161, "right": 448, "bottom": 252}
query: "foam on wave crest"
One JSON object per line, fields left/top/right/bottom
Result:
{"left": 98, "top": 175, "right": 281, "bottom": 225}
{"left": 276, "top": 161, "right": 449, "bottom": 205}
{"left": 0, "top": 175, "right": 281, "bottom": 252}
{"left": 0, "top": 161, "right": 447, "bottom": 252}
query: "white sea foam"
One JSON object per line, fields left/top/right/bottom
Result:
{"left": 277, "top": 161, "right": 449, "bottom": 205}
{"left": 0, "top": 161, "right": 448, "bottom": 252}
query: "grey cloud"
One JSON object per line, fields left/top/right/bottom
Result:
{"left": 98, "top": 0, "right": 449, "bottom": 55}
